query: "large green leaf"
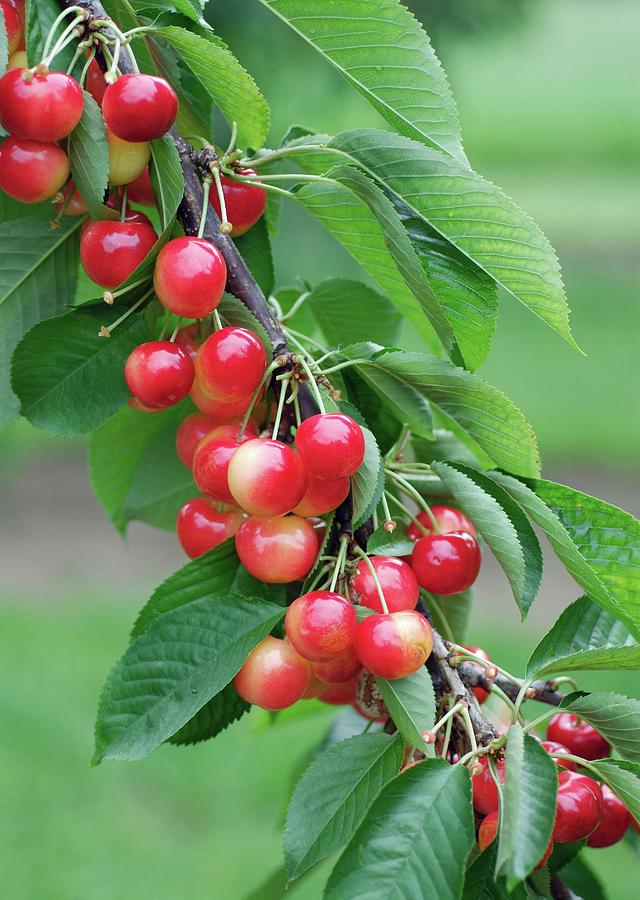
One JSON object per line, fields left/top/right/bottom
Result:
{"left": 149, "top": 134, "right": 185, "bottom": 231}
{"left": 0, "top": 217, "right": 82, "bottom": 426}
{"left": 432, "top": 462, "right": 543, "bottom": 618}
{"left": 258, "top": 0, "right": 465, "bottom": 163}
{"left": 309, "top": 278, "right": 401, "bottom": 348}
{"left": 526, "top": 596, "right": 640, "bottom": 679}
{"left": 375, "top": 667, "right": 436, "bottom": 753}
{"left": 462, "top": 845, "right": 511, "bottom": 900}
{"left": 234, "top": 218, "right": 275, "bottom": 297}
{"left": 284, "top": 733, "right": 403, "bottom": 881}
{"left": 326, "top": 760, "right": 474, "bottom": 900}
{"left": 168, "top": 682, "right": 249, "bottom": 746}
{"left": 589, "top": 759, "right": 640, "bottom": 824}
{"left": 68, "top": 92, "right": 116, "bottom": 221}
{"left": 94, "top": 593, "right": 284, "bottom": 762}
{"left": 496, "top": 725, "right": 558, "bottom": 890}
{"left": 559, "top": 692, "right": 640, "bottom": 763}
{"left": 12, "top": 306, "right": 151, "bottom": 436}
{"left": 350, "top": 423, "right": 384, "bottom": 528}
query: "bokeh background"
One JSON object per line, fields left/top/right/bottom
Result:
{"left": 1, "top": 1, "right": 638, "bottom": 897}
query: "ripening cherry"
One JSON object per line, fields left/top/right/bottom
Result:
{"left": 227, "top": 439, "right": 308, "bottom": 517}
{"left": 546, "top": 713, "right": 610, "bottom": 761}
{"left": 354, "top": 610, "right": 433, "bottom": 680}
{"left": 0, "top": 1, "right": 22, "bottom": 54}
{"left": 86, "top": 58, "right": 107, "bottom": 106}
{"left": 80, "top": 220, "right": 157, "bottom": 288}
{"left": 478, "top": 812, "right": 554, "bottom": 869}
{"left": 154, "top": 237, "right": 227, "bottom": 318}
{"left": 192, "top": 424, "right": 255, "bottom": 504}
{"left": 352, "top": 556, "right": 419, "bottom": 614}
{"left": 412, "top": 531, "right": 481, "bottom": 595}
{"left": 472, "top": 756, "right": 505, "bottom": 815}
{"left": 553, "top": 770, "right": 603, "bottom": 843}
{"left": 0, "top": 68, "right": 83, "bottom": 141}
{"left": 124, "top": 341, "right": 194, "bottom": 409}
{"left": 55, "top": 182, "right": 88, "bottom": 217}
{"left": 285, "top": 591, "right": 357, "bottom": 662}
{"left": 319, "top": 674, "right": 360, "bottom": 706}
{"left": 176, "top": 498, "right": 244, "bottom": 559}
{"left": 461, "top": 645, "right": 492, "bottom": 704}
{"left": 314, "top": 646, "right": 362, "bottom": 684}
{"left": 0, "top": 136, "right": 69, "bottom": 204}
{"left": 209, "top": 169, "right": 267, "bottom": 236}
{"left": 586, "top": 786, "right": 630, "bottom": 848}
{"left": 407, "top": 504, "right": 477, "bottom": 541}
{"left": 293, "top": 474, "right": 350, "bottom": 517}
{"left": 540, "top": 740, "right": 577, "bottom": 771}
{"left": 235, "top": 515, "right": 318, "bottom": 583}
{"left": 108, "top": 131, "right": 151, "bottom": 186}
{"left": 295, "top": 413, "right": 365, "bottom": 480}
{"left": 233, "top": 636, "right": 311, "bottom": 711}
{"left": 127, "top": 167, "right": 155, "bottom": 206}
{"left": 102, "top": 74, "right": 178, "bottom": 142}
{"left": 195, "top": 327, "right": 266, "bottom": 401}
{"left": 190, "top": 377, "right": 254, "bottom": 419}
{"left": 176, "top": 413, "right": 251, "bottom": 469}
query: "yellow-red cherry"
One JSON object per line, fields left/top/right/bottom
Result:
{"left": 154, "top": 236, "right": 227, "bottom": 318}
{"left": 354, "top": 610, "right": 433, "bottom": 680}
{"left": 235, "top": 515, "right": 318, "bottom": 584}
{"left": 227, "top": 438, "right": 308, "bottom": 517}
{"left": 407, "top": 504, "right": 477, "bottom": 541}
{"left": 293, "top": 474, "right": 350, "bottom": 517}
{"left": 124, "top": 341, "right": 194, "bottom": 409}
{"left": 233, "top": 636, "right": 311, "bottom": 711}
{"left": 80, "top": 220, "right": 157, "bottom": 288}
{"left": 55, "top": 182, "right": 88, "bottom": 217}
{"left": 176, "top": 413, "right": 257, "bottom": 469}
{"left": 210, "top": 169, "right": 266, "bottom": 236}
{"left": 0, "top": 68, "right": 83, "bottom": 141}
{"left": 108, "top": 131, "right": 150, "bottom": 186}
{"left": 176, "top": 498, "right": 244, "bottom": 559}
{"left": 102, "top": 74, "right": 178, "bottom": 142}
{"left": 546, "top": 712, "right": 610, "bottom": 761}
{"left": 314, "top": 646, "right": 362, "bottom": 684}
{"left": 352, "top": 555, "right": 419, "bottom": 613}
{"left": 285, "top": 591, "right": 357, "bottom": 662}
{"left": 411, "top": 531, "right": 481, "bottom": 595}
{"left": 192, "top": 423, "right": 254, "bottom": 504}
{"left": 195, "top": 326, "right": 266, "bottom": 402}
{"left": 0, "top": 136, "right": 69, "bottom": 203}
{"left": 295, "top": 413, "right": 365, "bottom": 480}
{"left": 190, "top": 376, "right": 255, "bottom": 419}
{"left": 127, "top": 166, "right": 156, "bottom": 206}
{"left": 318, "top": 673, "right": 360, "bottom": 706}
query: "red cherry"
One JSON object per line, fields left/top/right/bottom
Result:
{"left": 128, "top": 397, "right": 164, "bottom": 414}
{"left": 85, "top": 58, "right": 107, "bottom": 106}
{"left": 352, "top": 556, "right": 419, "bottom": 614}
{"left": 227, "top": 438, "right": 308, "bottom": 517}
{"left": 233, "top": 636, "right": 311, "bottom": 711}
{"left": 546, "top": 713, "right": 610, "bottom": 761}
{"left": 192, "top": 424, "right": 254, "bottom": 504}
{"left": 176, "top": 413, "right": 257, "bottom": 469}
{"left": 190, "top": 377, "right": 254, "bottom": 419}
{"left": 0, "top": 68, "right": 83, "bottom": 141}
{"left": 0, "top": 1, "right": 22, "bottom": 54}
{"left": 285, "top": 591, "right": 357, "bottom": 662}
{"left": 472, "top": 756, "right": 505, "bottom": 815}
{"left": 319, "top": 674, "right": 360, "bottom": 705}
{"left": 210, "top": 169, "right": 266, "bottom": 236}
{"left": 461, "top": 645, "right": 492, "bottom": 704}
{"left": 411, "top": 531, "right": 481, "bottom": 595}
{"left": 0, "top": 136, "right": 69, "bottom": 203}
{"left": 235, "top": 515, "right": 318, "bottom": 583}
{"left": 295, "top": 413, "right": 365, "bottom": 480}
{"left": 354, "top": 610, "right": 433, "bottom": 680}
{"left": 553, "top": 770, "right": 603, "bottom": 843}
{"left": 154, "top": 237, "right": 227, "bottom": 318}
{"left": 586, "top": 785, "right": 630, "bottom": 848}
{"left": 124, "top": 341, "right": 194, "bottom": 409}
{"left": 293, "top": 474, "right": 350, "bottom": 517}
{"left": 55, "top": 182, "right": 88, "bottom": 217}
{"left": 195, "top": 327, "right": 266, "bottom": 401}
{"left": 102, "top": 74, "right": 178, "bottom": 142}
{"left": 314, "top": 646, "right": 362, "bottom": 684}
{"left": 127, "top": 166, "right": 156, "bottom": 206}
{"left": 176, "top": 498, "right": 244, "bottom": 558}
{"left": 478, "top": 812, "right": 553, "bottom": 869}
{"left": 407, "top": 504, "right": 477, "bottom": 541}
{"left": 539, "top": 740, "right": 577, "bottom": 771}
{"left": 80, "top": 220, "right": 157, "bottom": 288}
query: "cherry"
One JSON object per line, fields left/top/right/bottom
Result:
{"left": 0, "top": 136, "right": 69, "bottom": 203}
{"left": 309, "top": 516, "right": 328, "bottom": 550}
{"left": 540, "top": 740, "right": 577, "bottom": 771}
{"left": 176, "top": 498, "right": 244, "bottom": 559}
{"left": 407, "top": 504, "right": 477, "bottom": 541}
{"left": 195, "top": 327, "right": 266, "bottom": 401}
{"left": 293, "top": 474, "right": 350, "bottom": 517}
{"left": 176, "top": 412, "right": 256, "bottom": 469}
{"left": 411, "top": 531, "right": 481, "bottom": 595}
{"left": 314, "top": 646, "right": 362, "bottom": 684}
{"left": 478, "top": 811, "right": 553, "bottom": 869}
{"left": 80, "top": 220, "right": 157, "bottom": 288}
{"left": 233, "top": 636, "right": 310, "bottom": 711}
{"left": 235, "top": 515, "right": 318, "bottom": 583}
{"left": 192, "top": 424, "right": 254, "bottom": 504}
{"left": 553, "top": 770, "right": 603, "bottom": 843}
{"left": 285, "top": 590, "right": 357, "bottom": 662}
{"left": 55, "top": 182, "right": 88, "bottom": 217}
{"left": 227, "top": 438, "right": 308, "bottom": 517}
{"left": 472, "top": 756, "right": 505, "bottom": 815}
{"left": 128, "top": 397, "right": 163, "bottom": 414}
{"left": 354, "top": 610, "right": 433, "bottom": 680}
{"left": 108, "top": 131, "right": 151, "bottom": 186}
{"left": 0, "top": 1, "right": 22, "bottom": 54}
{"left": 352, "top": 555, "right": 419, "bottom": 614}
{"left": 174, "top": 324, "right": 201, "bottom": 360}
{"left": 102, "top": 74, "right": 178, "bottom": 142}
{"left": 319, "top": 674, "right": 360, "bottom": 706}
{"left": 124, "top": 341, "right": 194, "bottom": 409}
{"left": 461, "top": 645, "right": 492, "bottom": 704}
{"left": 295, "top": 413, "right": 365, "bottom": 480}
{"left": 586, "top": 785, "right": 630, "bottom": 848}
{"left": 546, "top": 713, "right": 610, "bottom": 761}
{"left": 301, "top": 669, "right": 330, "bottom": 700}
{"left": 127, "top": 167, "right": 156, "bottom": 206}
{"left": 86, "top": 58, "right": 107, "bottom": 106}
{"left": 0, "top": 68, "right": 83, "bottom": 141}
{"left": 209, "top": 169, "right": 266, "bottom": 236}
{"left": 190, "top": 377, "right": 254, "bottom": 419}
{"left": 154, "top": 237, "right": 227, "bottom": 318}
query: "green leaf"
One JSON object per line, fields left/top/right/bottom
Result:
{"left": 463, "top": 844, "right": 511, "bottom": 900}
{"left": 330, "top": 129, "right": 578, "bottom": 352}
{"left": 284, "top": 733, "right": 403, "bottom": 881}
{"left": 168, "top": 682, "right": 249, "bottom": 746}
{"left": 158, "top": 26, "right": 270, "bottom": 149}
{"left": 12, "top": 306, "right": 150, "bottom": 437}
{"left": 94, "top": 593, "right": 284, "bottom": 762}
{"left": 218, "top": 294, "right": 273, "bottom": 360}
{"left": 559, "top": 692, "right": 640, "bottom": 763}
{"left": 423, "top": 589, "right": 472, "bottom": 644}
{"left": 0, "top": 217, "right": 82, "bottom": 426}
{"left": 367, "top": 525, "right": 415, "bottom": 558}
{"left": 350, "top": 424, "right": 383, "bottom": 528}
{"left": 25, "top": 0, "right": 77, "bottom": 69}
{"left": 68, "top": 92, "right": 116, "bottom": 221}
{"left": 559, "top": 857, "right": 607, "bottom": 900}
{"left": 150, "top": 134, "right": 185, "bottom": 231}
{"left": 526, "top": 596, "right": 640, "bottom": 679}
{"left": 375, "top": 667, "right": 436, "bottom": 753}
{"left": 326, "top": 760, "right": 475, "bottom": 900}
{"left": 258, "top": 0, "right": 466, "bottom": 163}
{"left": 309, "top": 278, "right": 401, "bottom": 348}
{"left": 432, "top": 462, "right": 543, "bottom": 619}
{"left": 589, "top": 759, "right": 640, "bottom": 824}
{"left": 234, "top": 219, "right": 275, "bottom": 297}
{"left": 496, "top": 725, "right": 558, "bottom": 890}
{"left": 132, "top": 541, "right": 241, "bottom": 637}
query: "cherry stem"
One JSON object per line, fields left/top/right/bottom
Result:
{"left": 66, "top": 40, "right": 86, "bottom": 74}
{"left": 100, "top": 292, "right": 150, "bottom": 337}
{"left": 238, "top": 358, "right": 282, "bottom": 439}
{"left": 329, "top": 536, "right": 349, "bottom": 593}
{"left": 511, "top": 679, "right": 533, "bottom": 723}
{"left": 488, "top": 683, "right": 520, "bottom": 719}
{"left": 78, "top": 45, "right": 97, "bottom": 86}
{"left": 351, "top": 545, "right": 389, "bottom": 615}
{"left": 197, "top": 177, "right": 212, "bottom": 239}
{"left": 211, "top": 168, "right": 230, "bottom": 233}
{"left": 305, "top": 564, "right": 333, "bottom": 594}
{"left": 440, "top": 714, "right": 454, "bottom": 760}
{"left": 459, "top": 706, "right": 478, "bottom": 756}
{"left": 280, "top": 291, "right": 310, "bottom": 323}
{"left": 387, "top": 471, "right": 441, "bottom": 533}
{"left": 222, "top": 122, "right": 238, "bottom": 163}
{"left": 320, "top": 358, "right": 368, "bottom": 377}
{"left": 550, "top": 753, "right": 598, "bottom": 776}
{"left": 449, "top": 644, "right": 523, "bottom": 687}
{"left": 283, "top": 326, "right": 327, "bottom": 356}
{"left": 119, "top": 185, "right": 128, "bottom": 223}
{"left": 383, "top": 489, "right": 428, "bottom": 536}
{"left": 169, "top": 321, "right": 181, "bottom": 343}
{"left": 380, "top": 493, "right": 394, "bottom": 528}
{"left": 385, "top": 424, "right": 412, "bottom": 461}
{"left": 293, "top": 354, "right": 326, "bottom": 414}
{"left": 239, "top": 144, "right": 354, "bottom": 169}
{"left": 43, "top": 15, "right": 86, "bottom": 68}
{"left": 432, "top": 701, "right": 465, "bottom": 736}
{"left": 212, "top": 309, "right": 223, "bottom": 331}
{"left": 522, "top": 707, "right": 562, "bottom": 735}
{"left": 42, "top": 7, "right": 85, "bottom": 61}
{"left": 292, "top": 390, "right": 302, "bottom": 427}
{"left": 271, "top": 372, "right": 292, "bottom": 440}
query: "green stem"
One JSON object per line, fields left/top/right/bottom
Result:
{"left": 222, "top": 122, "right": 238, "bottom": 162}
{"left": 238, "top": 358, "right": 281, "bottom": 439}
{"left": 511, "top": 679, "right": 532, "bottom": 724}
{"left": 100, "top": 293, "right": 150, "bottom": 337}
{"left": 432, "top": 702, "right": 464, "bottom": 736}
{"left": 78, "top": 45, "right": 96, "bottom": 86}
{"left": 450, "top": 644, "right": 523, "bottom": 687}
{"left": 352, "top": 546, "right": 389, "bottom": 614}
{"left": 211, "top": 168, "right": 230, "bottom": 232}
{"left": 320, "top": 358, "right": 369, "bottom": 376}
{"left": 281, "top": 291, "right": 310, "bottom": 323}
{"left": 294, "top": 354, "right": 326, "bottom": 414}
{"left": 271, "top": 373, "right": 292, "bottom": 440}
{"left": 459, "top": 706, "right": 478, "bottom": 756}
{"left": 489, "top": 683, "right": 520, "bottom": 719}
{"left": 551, "top": 753, "right": 599, "bottom": 776}
{"left": 522, "top": 707, "right": 560, "bottom": 735}
{"left": 212, "top": 309, "right": 223, "bottom": 331}
{"left": 329, "top": 536, "right": 350, "bottom": 593}
{"left": 441, "top": 714, "right": 453, "bottom": 760}
{"left": 197, "top": 177, "right": 212, "bottom": 238}
{"left": 380, "top": 493, "right": 394, "bottom": 528}
{"left": 119, "top": 185, "right": 128, "bottom": 223}
{"left": 240, "top": 144, "right": 354, "bottom": 169}
{"left": 43, "top": 16, "right": 85, "bottom": 68}
{"left": 42, "top": 7, "right": 85, "bottom": 60}
{"left": 387, "top": 470, "right": 441, "bottom": 533}
{"left": 284, "top": 326, "right": 327, "bottom": 355}
{"left": 383, "top": 490, "right": 427, "bottom": 536}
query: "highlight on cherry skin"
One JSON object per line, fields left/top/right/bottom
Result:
{"left": 352, "top": 555, "right": 419, "bottom": 613}
{"left": 295, "top": 413, "right": 365, "bottom": 480}
{"left": 102, "top": 74, "right": 179, "bottom": 142}
{"left": 125, "top": 341, "right": 194, "bottom": 410}
{"left": 0, "top": 68, "right": 84, "bottom": 142}
{"left": 227, "top": 438, "right": 308, "bottom": 518}
{"left": 354, "top": 610, "right": 433, "bottom": 680}
{"left": 234, "top": 515, "right": 319, "bottom": 584}
{"left": 0, "top": 0, "right": 23, "bottom": 54}
{"left": 546, "top": 712, "right": 610, "bottom": 761}
{"left": 176, "top": 498, "right": 245, "bottom": 559}
{"left": 411, "top": 530, "right": 481, "bottom": 595}
{"left": 210, "top": 169, "right": 267, "bottom": 236}
{"left": 285, "top": 591, "right": 358, "bottom": 662}
{"left": 154, "top": 237, "right": 228, "bottom": 318}
{"left": 233, "top": 636, "right": 311, "bottom": 711}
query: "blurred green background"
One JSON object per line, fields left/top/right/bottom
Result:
{"left": 1, "top": 1, "right": 638, "bottom": 897}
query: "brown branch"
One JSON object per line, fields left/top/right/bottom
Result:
{"left": 458, "top": 662, "right": 566, "bottom": 707}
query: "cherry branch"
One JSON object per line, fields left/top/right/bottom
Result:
{"left": 457, "top": 661, "right": 565, "bottom": 707}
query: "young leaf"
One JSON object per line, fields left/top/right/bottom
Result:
{"left": 167, "top": 682, "right": 249, "bottom": 747}
{"left": 284, "top": 733, "right": 403, "bottom": 881}
{"left": 258, "top": 0, "right": 466, "bottom": 163}
{"left": 68, "top": 92, "right": 116, "bottom": 221}
{"left": 94, "top": 593, "right": 285, "bottom": 763}
{"left": 234, "top": 219, "right": 275, "bottom": 297}
{"left": 496, "top": 725, "right": 558, "bottom": 891}
{"left": 526, "top": 596, "right": 640, "bottom": 679}
{"left": 588, "top": 759, "right": 640, "bottom": 824}
{"left": 12, "top": 306, "right": 151, "bottom": 437}
{"left": 431, "top": 462, "right": 543, "bottom": 619}
{"left": 309, "top": 278, "right": 401, "bottom": 348}
{"left": 326, "top": 760, "right": 475, "bottom": 900}
{"left": 559, "top": 692, "right": 640, "bottom": 763}
{"left": 351, "top": 424, "right": 384, "bottom": 528}
{"left": 375, "top": 667, "right": 436, "bottom": 753}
